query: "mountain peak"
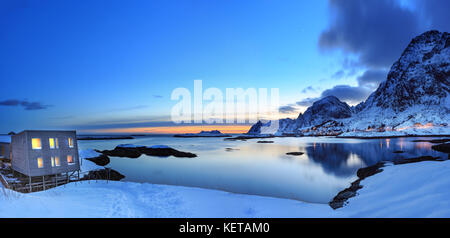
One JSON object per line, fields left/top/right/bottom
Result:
{"left": 362, "top": 30, "right": 449, "bottom": 112}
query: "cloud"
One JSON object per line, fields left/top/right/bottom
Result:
{"left": 331, "top": 70, "right": 345, "bottom": 79}
{"left": 319, "top": 0, "right": 420, "bottom": 68}
{"left": 301, "top": 86, "right": 318, "bottom": 94}
{"left": 296, "top": 97, "right": 320, "bottom": 107}
{"left": 356, "top": 69, "right": 388, "bottom": 89}
{"left": 0, "top": 99, "right": 51, "bottom": 110}
{"left": 152, "top": 95, "right": 163, "bottom": 98}
{"left": 418, "top": 0, "right": 450, "bottom": 32}
{"left": 279, "top": 105, "right": 298, "bottom": 114}
{"left": 297, "top": 84, "right": 372, "bottom": 106}
{"left": 321, "top": 85, "right": 372, "bottom": 104}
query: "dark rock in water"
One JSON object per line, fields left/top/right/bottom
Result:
{"left": 356, "top": 162, "right": 385, "bottom": 179}
{"left": 85, "top": 154, "right": 110, "bottom": 166}
{"left": 97, "top": 147, "right": 141, "bottom": 158}
{"left": 225, "top": 148, "right": 239, "bottom": 152}
{"left": 393, "top": 150, "right": 404, "bottom": 153}
{"left": 82, "top": 168, "right": 125, "bottom": 181}
{"left": 174, "top": 130, "right": 231, "bottom": 138}
{"left": 141, "top": 147, "right": 197, "bottom": 158}
{"left": 329, "top": 162, "right": 384, "bottom": 210}
{"left": 98, "top": 145, "right": 197, "bottom": 158}
{"left": 329, "top": 180, "right": 362, "bottom": 210}
{"left": 432, "top": 143, "right": 450, "bottom": 154}
{"left": 393, "top": 156, "right": 444, "bottom": 165}
{"left": 257, "top": 141, "right": 274, "bottom": 143}
{"left": 286, "top": 152, "right": 304, "bottom": 156}
{"left": 412, "top": 139, "right": 450, "bottom": 144}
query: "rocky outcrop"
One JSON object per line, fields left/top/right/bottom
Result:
{"left": 393, "top": 156, "right": 444, "bottom": 165}
{"left": 296, "top": 96, "right": 352, "bottom": 128}
{"left": 257, "top": 141, "right": 274, "bottom": 143}
{"left": 330, "top": 154, "right": 448, "bottom": 209}
{"left": 432, "top": 143, "right": 450, "bottom": 154}
{"left": 286, "top": 152, "right": 304, "bottom": 156}
{"left": 85, "top": 154, "right": 110, "bottom": 166}
{"left": 174, "top": 130, "right": 231, "bottom": 138}
{"left": 98, "top": 145, "right": 197, "bottom": 158}
{"left": 362, "top": 30, "right": 449, "bottom": 112}
{"left": 81, "top": 168, "right": 125, "bottom": 181}
{"left": 329, "top": 162, "right": 385, "bottom": 209}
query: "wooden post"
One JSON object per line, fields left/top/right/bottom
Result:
{"left": 28, "top": 176, "right": 32, "bottom": 192}
{"left": 42, "top": 176, "right": 45, "bottom": 191}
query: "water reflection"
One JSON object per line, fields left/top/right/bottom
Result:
{"left": 79, "top": 136, "right": 448, "bottom": 204}
{"left": 305, "top": 138, "right": 445, "bottom": 177}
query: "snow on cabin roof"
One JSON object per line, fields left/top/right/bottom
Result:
{"left": 0, "top": 135, "right": 11, "bottom": 143}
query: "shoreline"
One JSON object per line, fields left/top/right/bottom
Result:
{"left": 225, "top": 134, "right": 450, "bottom": 140}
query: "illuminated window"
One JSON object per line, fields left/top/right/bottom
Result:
{"left": 49, "top": 138, "right": 59, "bottom": 149}
{"left": 67, "top": 155, "right": 74, "bottom": 164}
{"left": 68, "top": 137, "right": 74, "bottom": 148}
{"left": 32, "top": 138, "right": 42, "bottom": 149}
{"left": 51, "top": 157, "right": 60, "bottom": 167}
{"left": 37, "top": 157, "right": 44, "bottom": 168}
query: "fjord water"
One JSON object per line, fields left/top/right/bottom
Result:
{"left": 78, "top": 136, "right": 447, "bottom": 204}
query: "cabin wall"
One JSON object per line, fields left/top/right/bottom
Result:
{"left": 11, "top": 132, "right": 29, "bottom": 175}
{"left": 12, "top": 131, "right": 80, "bottom": 177}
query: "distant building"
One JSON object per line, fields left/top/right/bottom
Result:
{"left": 10, "top": 130, "right": 80, "bottom": 177}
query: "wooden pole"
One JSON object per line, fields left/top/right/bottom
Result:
{"left": 28, "top": 176, "right": 31, "bottom": 192}
{"left": 42, "top": 176, "right": 45, "bottom": 191}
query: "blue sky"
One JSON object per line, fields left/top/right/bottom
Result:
{"left": 0, "top": 0, "right": 448, "bottom": 134}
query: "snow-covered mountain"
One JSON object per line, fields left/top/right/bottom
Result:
{"left": 249, "top": 30, "right": 450, "bottom": 137}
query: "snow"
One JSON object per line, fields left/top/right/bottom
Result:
{"left": 148, "top": 145, "right": 171, "bottom": 149}
{"left": 248, "top": 31, "right": 450, "bottom": 137}
{"left": 79, "top": 149, "right": 105, "bottom": 172}
{"left": 0, "top": 180, "right": 332, "bottom": 218}
{"left": 337, "top": 161, "right": 450, "bottom": 217}
{"left": 116, "top": 144, "right": 139, "bottom": 148}
{"left": 2, "top": 153, "right": 450, "bottom": 217}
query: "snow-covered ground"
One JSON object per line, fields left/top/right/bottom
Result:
{"left": 338, "top": 161, "right": 450, "bottom": 217}
{"left": 1, "top": 149, "right": 449, "bottom": 217}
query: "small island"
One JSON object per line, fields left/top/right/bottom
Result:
{"left": 174, "top": 130, "right": 232, "bottom": 138}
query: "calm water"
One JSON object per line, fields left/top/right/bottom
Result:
{"left": 78, "top": 136, "right": 447, "bottom": 204}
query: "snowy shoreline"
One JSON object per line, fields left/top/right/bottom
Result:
{"left": 2, "top": 159, "right": 450, "bottom": 217}
{"left": 1, "top": 146, "right": 449, "bottom": 217}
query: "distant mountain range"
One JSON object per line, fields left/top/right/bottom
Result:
{"left": 248, "top": 30, "right": 450, "bottom": 137}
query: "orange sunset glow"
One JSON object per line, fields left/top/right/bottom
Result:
{"left": 81, "top": 125, "right": 252, "bottom": 134}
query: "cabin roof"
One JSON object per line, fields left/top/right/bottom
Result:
{"left": 15, "top": 130, "right": 77, "bottom": 135}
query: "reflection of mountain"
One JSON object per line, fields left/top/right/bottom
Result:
{"left": 305, "top": 139, "right": 447, "bottom": 177}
